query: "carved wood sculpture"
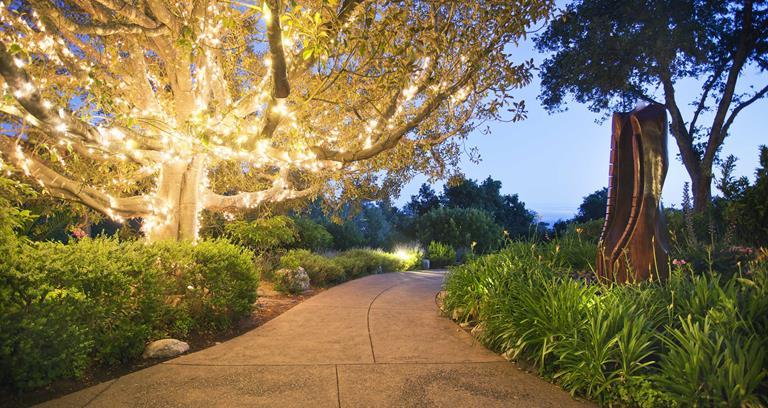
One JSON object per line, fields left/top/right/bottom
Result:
{"left": 596, "top": 104, "right": 670, "bottom": 283}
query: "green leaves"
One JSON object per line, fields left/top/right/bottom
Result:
{"left": 0, "top": 237, "right": 258, "bottom": 390}
{"left": 443, "top": 239, "right": 768, "bottom": 406}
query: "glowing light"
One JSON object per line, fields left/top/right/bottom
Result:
{"left": 262, "top": 1, "right": 272, "bottom": 24}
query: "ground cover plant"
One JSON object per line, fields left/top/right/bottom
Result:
{"left": 443, "top": 240, "right": 768, "bottom": 407}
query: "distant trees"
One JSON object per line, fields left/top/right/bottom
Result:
{"left": 415, "top": 207, "right": 503, "bottom": 254}
{"left": 537, "top": 0, "right": 768, "bottom": 211}
{"left": 574, "top": 188, "right": 608, "bottom": 223}
{"left": 406, "top": 176, "right": 536, "bottom": 238}
{"left": 553, "top": 187, "right": 608, "bottom": 237}
{"left": 405, "top": 185, "right": 441, "bottom": 217}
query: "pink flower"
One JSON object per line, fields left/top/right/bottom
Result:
{"left": 672, "top": 259, "right": 687, "bottom": 266}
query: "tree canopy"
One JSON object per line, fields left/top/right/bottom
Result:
{"left": 0, "top": 0, "right": 552, "bottom": 240}
{"left": 536, "top": 0, "right": 768, "bottom": 211}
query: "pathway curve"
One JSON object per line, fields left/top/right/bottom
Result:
{"left": 41, "top": 271, "right": 592, "bottom": 407}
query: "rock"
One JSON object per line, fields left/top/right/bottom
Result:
{"left": 471, "top": 322, "right": 486, "bottom": 339}
{"left": 274, "top": 267, "right": 311, "bottom": 294}
{"left": 142, "top": 339, "right": 189, "bottom": 359}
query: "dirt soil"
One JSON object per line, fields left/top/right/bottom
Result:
{"left": 0, "top": 281, "right": 321, "bottom": 408}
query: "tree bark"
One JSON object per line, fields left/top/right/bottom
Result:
{"left": 144, "top": 155, "right": 206, "bottom": 241}
{"left": 692, "top": 170, "right": 712, "bottom": 213}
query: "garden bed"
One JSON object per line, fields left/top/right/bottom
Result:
{"left": 0, "top": 280, "right": 321, "bottom": 408}
{"left": 443, "top": 240, "right": 768, "bottom": 407}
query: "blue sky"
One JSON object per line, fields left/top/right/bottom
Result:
{"left": 394, "top": 34, "right": 767, "bottom": 226}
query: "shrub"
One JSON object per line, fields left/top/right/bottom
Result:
{"left": 278, "top": 247, "right": 416, "bottom": 288}
{"left": 293, "top": 217, "right": 333, "bottom": 250}
{"left": 333, "top": 248, "right": 402, "bottom": 279}
{"left": 0, "top": 237, "right": 258, "bottom": 390}
{"left": 443, "top": 240, "right": 768, "bottom": 407}
{"left": 428, "top": 241, "right": 456, "bottom": 268}
{"left": 224, "top": 216, "right": 297, "bottom": 252}
{"left": 279, "top": 249, "right": 345, "bottom": 285}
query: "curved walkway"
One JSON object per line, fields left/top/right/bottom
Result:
{"left": 41, "top": 271, "right": 591, "bottom": 407}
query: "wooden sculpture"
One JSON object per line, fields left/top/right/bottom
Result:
{"left": 596, "top": 104, "right": 670, "bottom": 283}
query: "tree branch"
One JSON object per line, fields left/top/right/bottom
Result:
{"left": 0, "top": 138, "right": 151, "bottom": 219}
{"left": 689, "top": 65, "right": 725, "bottom": 137}
{"left": 703, "top": 0, "right": 755, "bottom": 168}
{"left": 722, "top": 82, "right": 768, "bottom": 136}
{"left": 0, "top": 42, "right": 162, "bottom": 163}
{"left": 92, "top": 0, "right": 161, "bottom": 28}
{"left": 40, "top": 2, "right": 169, "bottom": 37}
{"left": 265, "top": 0, "right": 290, "bottom": 98}
{"left": 203, "top": 168, "right": 318, "bottom": 210}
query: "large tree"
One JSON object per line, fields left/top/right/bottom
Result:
{"left": 536, "top": 0, "right": 767, "bottom": 211}
{"left": 0, "top": 0, "right": 551, "bottom": 240}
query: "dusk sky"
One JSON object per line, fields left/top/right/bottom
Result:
{"left": 395, "top": 31, "right": 768, "bottom": 225}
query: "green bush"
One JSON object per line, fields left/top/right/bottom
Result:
{"left": 279, "top": 249, "right": 345, "bottom": 285}
{"left": 278, "top": 247, "right": 416, "bottom": 288}
{"left": 0, "top": 237, "right": 258, "bottom": 391}
{"left": 224, "top": 216, "right": 297, "bottom": 252}
{"left": 333, "top": 248, "right": 402, "bottom": 279}
{"left": 293, "top": 217, "right": 333, "bottom": 250}
{"left": 443, "top": 241, "right": 768, "bottom": 407}
{"left": 428, "top": 241, "right": 456, "bottom": 268}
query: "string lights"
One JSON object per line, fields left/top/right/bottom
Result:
{"left": 0, "top": 0, "right": 525, "bottom": 240}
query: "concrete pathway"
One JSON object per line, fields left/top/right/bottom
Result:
{"left": 40, "top": 271, "right": 592, "bottom": 407}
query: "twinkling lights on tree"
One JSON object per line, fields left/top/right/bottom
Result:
{"left": 0, "top": 0, "right": 550, "bottom": 240}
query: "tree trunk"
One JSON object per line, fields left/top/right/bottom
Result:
{"left": 692, "top": 170, "right": 712, "bottom": 213}
{"left": 144, "top": 155, "right": 207, "bottom": 241}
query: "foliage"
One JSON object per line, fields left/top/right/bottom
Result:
{"left": 441, "top": 176, "right": 537, "bottom": 238}
{"left": 406, "top": 177, "right": 537, "bottom": 240}
{"left": 0, "top": 237, "right": 257, "bottom": 390}
{"left": 405, "top": 184, "right": 441, "bottom": 216}
{"left": 427, "top": 241, "right": 456, "bottom": 268}
{"left": 720, "top": 146, "right": 768, "bottom": 247}
{"left": 392, "top": 243, "right": 425, "bottom": 271}
{"left": 278, "top": 247, "right": 417, "bottom": 288}
{"left": 279, "top": 249, "right": 345, "bottom": 286}
{"left": 292, "top": 217, "right": 333, "bottom": 251}
{"left": 574, "top": 188, "right": 608, "bottom": 223}
{"left": 536, "top": 0, "right": 768, "bottom": 209}
{"left": 443, "top": 240, "right": 768, "bottom": 407}
{"left": 224, "top": 216, "right": 298, "bottom": 252}
{"left": 415, "top": 207, "right": 503, "bottom": 254}
{"left": 333, "top": 249, "right": 404, "bottom": 279}
{"left": 324, "top": 220, "right": 366, "bottom": 250}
